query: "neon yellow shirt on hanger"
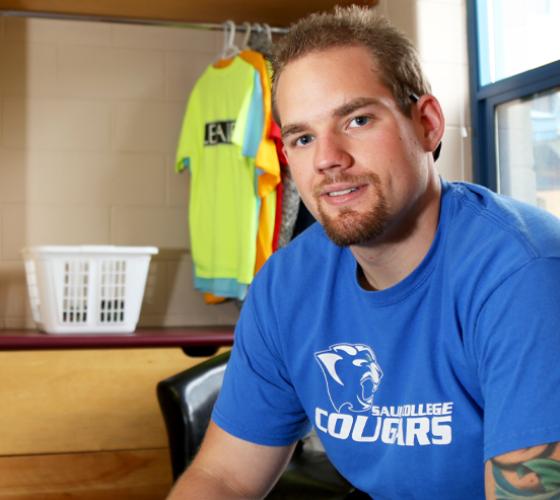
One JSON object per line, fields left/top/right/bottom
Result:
{"left": 175, "top": 57, "right": 260, "bottom": 287}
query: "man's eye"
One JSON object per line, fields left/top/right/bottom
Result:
{"left": 349, "top": 116, "right": 370, "bottom": 128}
{"left": 294, "top": 134, "right": 313, "bottom": 147}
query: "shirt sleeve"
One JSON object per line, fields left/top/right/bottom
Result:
{"left": 232, "top": 70, "right": 264, "bottom": 159}
{"left": 475, "top": 257, "right": 560, "bottom": 461}
{"left": 212, "top": 279, "right": 311, "bottom": 446}
{"left": 175, "top": 84, "right": 201, "bottom": 173}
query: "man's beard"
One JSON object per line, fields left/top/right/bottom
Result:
{"left": 315, "top": 173, "right": 389, "bottom": 247}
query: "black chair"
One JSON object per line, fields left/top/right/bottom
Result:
{"left": 157, "top": 351, "right": 369, "bottom": 499}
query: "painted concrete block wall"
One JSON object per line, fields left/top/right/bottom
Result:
{"left": 0, "top": 16, "right": 241, "bottom": 328}
{"left": 379, "top": 0, "right": 472, "bottom": 183}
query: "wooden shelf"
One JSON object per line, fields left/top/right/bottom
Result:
{"left": 0, "top": 0, "right": 378, "bottom": 27}
{"left": 0, "top": 326, "right": 234, "bottom": 353}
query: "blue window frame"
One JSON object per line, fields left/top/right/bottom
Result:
{"left": 467, "top": 0, "right": 560, "bottom": 212}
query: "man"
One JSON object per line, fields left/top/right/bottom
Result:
{"left": 168, "top": 7, "right": 560, "bottom": 499}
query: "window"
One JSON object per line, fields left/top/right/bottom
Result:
{"left": 468, "top": 0, "right": 560, "bottom": 216}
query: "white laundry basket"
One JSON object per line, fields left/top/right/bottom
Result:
{"left": 22, "top": 245, "right": 158, "bottom": 334}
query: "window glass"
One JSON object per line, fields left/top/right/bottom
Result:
{"left": 496, "top": 87, "right": 560, "bottom": 216}
{"left": 478, "top": 0, "right": 560, "bottom": 85}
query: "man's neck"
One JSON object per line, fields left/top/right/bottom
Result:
{"left": 350, "top": 176, "right": 442, "bottom": 291}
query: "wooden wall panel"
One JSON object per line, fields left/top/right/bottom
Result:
{"left": 0, "top": 448, "right": 172, "bottom": 499}
{"left": 0, "top": 0, "right": 379, "bottom": 26}
{"left": 0, "top": 348, "right": 225, "bottom": 456}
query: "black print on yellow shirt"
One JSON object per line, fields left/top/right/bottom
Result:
{"left": 204, "top": 120, "right": 235, "bottom": 146}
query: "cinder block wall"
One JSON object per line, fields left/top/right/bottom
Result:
{"left": 378, "top": 0, "right": 472, "bottom": 183}
{"left": 0, "top": 15, "right": 241, "bottom": 328}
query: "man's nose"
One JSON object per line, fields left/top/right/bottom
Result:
{"left": 313, "top": 134, "right": 353, "bottom": 174}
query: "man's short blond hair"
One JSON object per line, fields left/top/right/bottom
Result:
{"left": 271, "top": 6, "right": 431, "bottom": 122}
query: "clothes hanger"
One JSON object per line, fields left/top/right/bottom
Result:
{"left": 263, "top": 23, "right": 272, "bottom": 45}
{"left": 213, "top": 20, "right": 239, "bottom": 68}
{"left": 248, "top": 23, "right": 273, "bottom": 57}
{"left": 241, "top": 22, "right": 252, "bottom": 50}
{"left": 221, "top": 20, "right": 239, "bottom": 60}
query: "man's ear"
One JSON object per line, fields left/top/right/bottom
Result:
{"left": 414, "top": 94, "right": 445, "bottom": 158}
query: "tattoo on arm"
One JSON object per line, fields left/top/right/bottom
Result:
{"left": 490, "top": 442, "right": 560, "bottom": 499}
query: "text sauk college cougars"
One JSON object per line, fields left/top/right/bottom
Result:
{"left": 315, "top": 401, "right": 454, "bottom": 446}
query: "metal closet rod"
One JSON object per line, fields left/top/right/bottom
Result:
{"left": 0, "top": 10, "right": 289, "bottom": 33}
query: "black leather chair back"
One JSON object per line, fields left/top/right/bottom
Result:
{"left": 157, "top": 351, "right": 230, "bottom": 479}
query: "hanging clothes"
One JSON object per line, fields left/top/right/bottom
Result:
{"left": 226, "top": 49, "right": 281, "bottom": 274}
{"left": 175, "top": 24, "right": 285, "bottom": 303}
{"left": 269, "top": 119, "right": 303, "bottom": 248}
{"left": 269, "top": 119, "right": 288, "bottom": 251}
{"left": 175, "top": 56, "right": 262, "bottom": 299}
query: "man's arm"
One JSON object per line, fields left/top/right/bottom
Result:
{"left": 485, "top": 442, "right": 560, "bottom": 499}
{"left": 166, "top": 421, "right": 297, "bottom": 499}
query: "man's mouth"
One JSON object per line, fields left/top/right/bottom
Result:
{"left": 327, "top": 187, "right": 359, "bottom": 197}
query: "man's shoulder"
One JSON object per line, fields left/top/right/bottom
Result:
{"left": 444, "top": 181, "right": 560, "bottom": 259}
{"left": 253, "top": 223, "right": 342, "bottom": 289}
{"left": 273, "top": 222, "right": 337, "bottom": 264}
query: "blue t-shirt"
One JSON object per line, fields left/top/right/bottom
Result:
{"left": 212, "top": 181, "right": 560, "bottom": 499}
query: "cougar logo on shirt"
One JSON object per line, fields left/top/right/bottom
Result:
{"left": 315, "top": 343, "right": 383, "bottom": 413}
{"left": 314, "top": 343, "right": 454, "bottom": 446}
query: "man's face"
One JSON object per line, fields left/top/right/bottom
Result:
{"left": 276, "top": 45, "right": 432, "bottom": 247}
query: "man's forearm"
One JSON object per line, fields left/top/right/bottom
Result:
{"left": 166, "top": 463, "right": 262, "bottom": 500}
{"left": 166, "top": 422, "right": 295, "bottom": 499}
